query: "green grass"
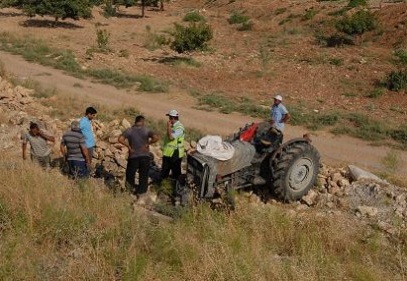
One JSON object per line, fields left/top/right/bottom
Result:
{"left": 191, "top": 92, "right": 407, "bottom": 147}
{"left": 0, "top": 32, "right": 169, "bottom": 93}
{"left": 381, "top": 150, "right": 400, "bottom": 173}
{"left": 195, "top": 92, "right": 269, "bottom": 117}
{"left": 0, "top": 159, "right": 405, "bottom": 280}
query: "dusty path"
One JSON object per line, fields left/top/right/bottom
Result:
{"left": 1, "top": 51, "right": 406, "bottom": 180}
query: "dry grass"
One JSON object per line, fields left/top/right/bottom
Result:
{"left": 0, "top": 152, "right": 406, "bottom": 280}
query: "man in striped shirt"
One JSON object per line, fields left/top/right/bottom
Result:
{"left": 60, "top": 120, "right": 91, "bottom": 179}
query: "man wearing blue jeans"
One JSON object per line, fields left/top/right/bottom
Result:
{"left": 60, "top": 121, "right": 91, "bottom": 179}
{"left": 79, "top": 107, "right": 97, "bottom": 163}
{"left": 118, "top": 115, "right": 159, "bottom": 197}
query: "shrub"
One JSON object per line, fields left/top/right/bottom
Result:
{"left": 143, "top": 26, "right": 170, "bottom": 51}
{"left": 385, "top": 70, "right": 407, "bottom": 91}
{"left": 170, "top": 22, "right": 213, "bottom": 53}
{"left": 237, "top": 21, "right": 253, "bottom": 31}
{"left": 228, "top": 11, "right": 250, "bottom": 25}
{"left": 317, "top": 33, "right": 354, "bottom": 47}
{"left": 335, "top": 10, "right": 377, "bottom": 35}
{"left": 347, "top": 0, "right": 367, "bottom": 8}
{"left": 303, "top": 8, "right": 318, "bottom": 21}
{"left": 394, "top": 48, "right": 407, "bottom": 66}
{"left": 366, "top": 88, "right": 384, "bottom": 98}
{"left": 274, "top": 8, "right": 287, "bottom": 15}
{"left": 329, "top": 57, "right": 343, "bottom": 66}
{"left": 183, "top": 11, "right": 205, "bottom": 22}
{"left": 96, "top": 28, "right": 110, "bottom": 51}
{"left": 390, "top": 126, "right": 407, "bottom": 146}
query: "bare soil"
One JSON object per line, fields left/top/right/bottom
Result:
{"left": 0, "top": 0, "right": 406, "bottom": 181}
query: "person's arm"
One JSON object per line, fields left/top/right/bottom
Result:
{"left": 80, "top": 144, "right": 91, "bottom": 165}
{"left": 21, "top": 134, "right": 28, "bottom": 160}
{"left": 39, "top": 130, "right": 55, "bottom": 142}
{"left": 281, "top": 112, "right": 291, "bottom": 124}
{"left": 60, "top": 141, "right": 67, "bottom": 160}
{"left": 166, "top": 121, "right": 174, "bottom": 140}
{"left": 118, "top": 135, "right": 131, "bottom": 151}
{"left": 22, "top": 142, "right": 27, "bottom": 160}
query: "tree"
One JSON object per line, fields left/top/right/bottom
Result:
{"left": 0, "top": 0, "right": 24, "bottom": 8}
{"left": 1, "top": 0, "right": 93, "bottom": 24}
{"left": 170, "top": 22, "right": 213, "bottom": 53}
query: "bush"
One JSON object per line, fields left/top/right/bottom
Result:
{"left": 170, "top": 22, "right": 213, "bottom": 53}
{"left": 13, "top": 0, "right": 93, "bottom": 22}
{"left": 366, "top": 88, "right": 384, "bottom": 98}
{"left": 143, "top": 26, "right": 170, "bottom": 51}
{"left": 183, "top": 11, "right": 205, "bottom": 22}
{"left": 228, "top": 11, "right": 250, "bottom": 25}
{"left": 96, "top": 28, "right": 110, "bottom": 51}
{"left": 348, "top": 0, "right": 367, "bottom": 8}
{"left": 335, "top": 10, "right": 377, "bottom": 35}
{"left": 385, "top": 70, "right": 407, "bottom": 91}
{"left": 317, "top": 33, "right": 354, "bottom": 47}
{"left": 391, "top": 126, "right": 407, "bottom": 146}
{"left": 394, "top": 48, "right": 407, "bottom": 66}
{"left": 303, "top": 8, "right": 318, "bottom": 21}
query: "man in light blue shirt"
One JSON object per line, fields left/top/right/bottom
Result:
{"left": 270, "top": 94, "right": 290, "bottom": 132}
{"left": 79, "top": 106, "right": 97, "bottom": 163}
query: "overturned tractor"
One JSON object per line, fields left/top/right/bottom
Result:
{"left": 185, "top": 122, "right": 321, "bottom": 203}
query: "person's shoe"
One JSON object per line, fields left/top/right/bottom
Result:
{"left": 135, "top": 194, "right": 147, "bottom": 206}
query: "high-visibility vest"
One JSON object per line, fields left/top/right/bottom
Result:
{"left": 162, "top": 121, "right": 185, "bottom": 158}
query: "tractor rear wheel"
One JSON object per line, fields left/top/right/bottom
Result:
{"left": 269, "top": 140, "right": 320, "bottom": 201}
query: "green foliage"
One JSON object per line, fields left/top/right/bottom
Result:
{"left": 228, "top": 11, "right": 250, "bottom": 25}
{"left": 0, "top": 0, "right": 24, "bottom": 8}
{"left": 316, "top": 33, "right": 354, "bottom": 47}
{"left": 96, "top": 28, "right": 110, "bottom": 51}
{"left": 274, "top": 8, "right": 287, "bottom": 15}
{"left": 381, "top": 150, "right": 400, "bottom": 173}
{"left": 384, "top": 70, "right": 407, "bottom": 91}
{"left": 228, "top": 11, "right": 252, "bottom": 31}
{"left": 183, "top": 11, "right": 206, "bottom": 22}
{"left": 87, "top": 68, "right": 168, "bottom": 92}
{"left": 237, "top": 21, "right": 253, "bottom": 31}
{"left": 366, "top": 88, "right": 384, "bottom": 98}
{"left": 103, "top": 1, "right": 117, "bottom": 17}
{"left": 335, "top": 10, "right": 377, "bottom": 35}
{"left": 328, "top": 57, "right": 343, "bottom": 66}
{"left": 390, "top": 126, "right": 407, "bottom": 146}
{"left": 20, "top": 0, "right": 93, "bottom": 22}
{"left": 160, "top": 57, "right": 202, "bottom": 68}
{"left": 170, "top": 22, "right": 213, "bottom": 53}
{"left": 195, "top": 92, "right": 269, "bottom": 118}
{"left": 136, "top": 74, "right": 169, "bottom": 92}
{"left": 290, "top": 105, "right": 340, "bottom": 130}
{"left": 143, "top": 26, "right": 170, "bottom": 51}
{"left": 303, "top": 8, "right": 318, "bottom": 21}
{"left": 394, "top": 48, "right": 407, "bottom": 66}
{"left": 344, "top": 113, "right": 388, "bottom": 141}
{"left": 0, "top": 60, "right": 6, "bottom": 77}
{"left": 118, "top": 49, "right": 129, "bottom": 58}
{"left": 347, "top": 0, "right": 367, "bottom": 8}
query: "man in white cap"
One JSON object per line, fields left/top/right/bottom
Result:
{"left": 161, "top": 109, "right": 185, "bottom": 182}
{"left": 270, "top": 94, "right": 290, "bottom": 135}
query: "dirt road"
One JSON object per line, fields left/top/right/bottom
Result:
{"left": 1, "top": 51, "right": 406, "bottom": 180}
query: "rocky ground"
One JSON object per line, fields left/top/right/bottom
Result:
{"left": 1, "top": 73, "right": 406, "bottom": 236}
